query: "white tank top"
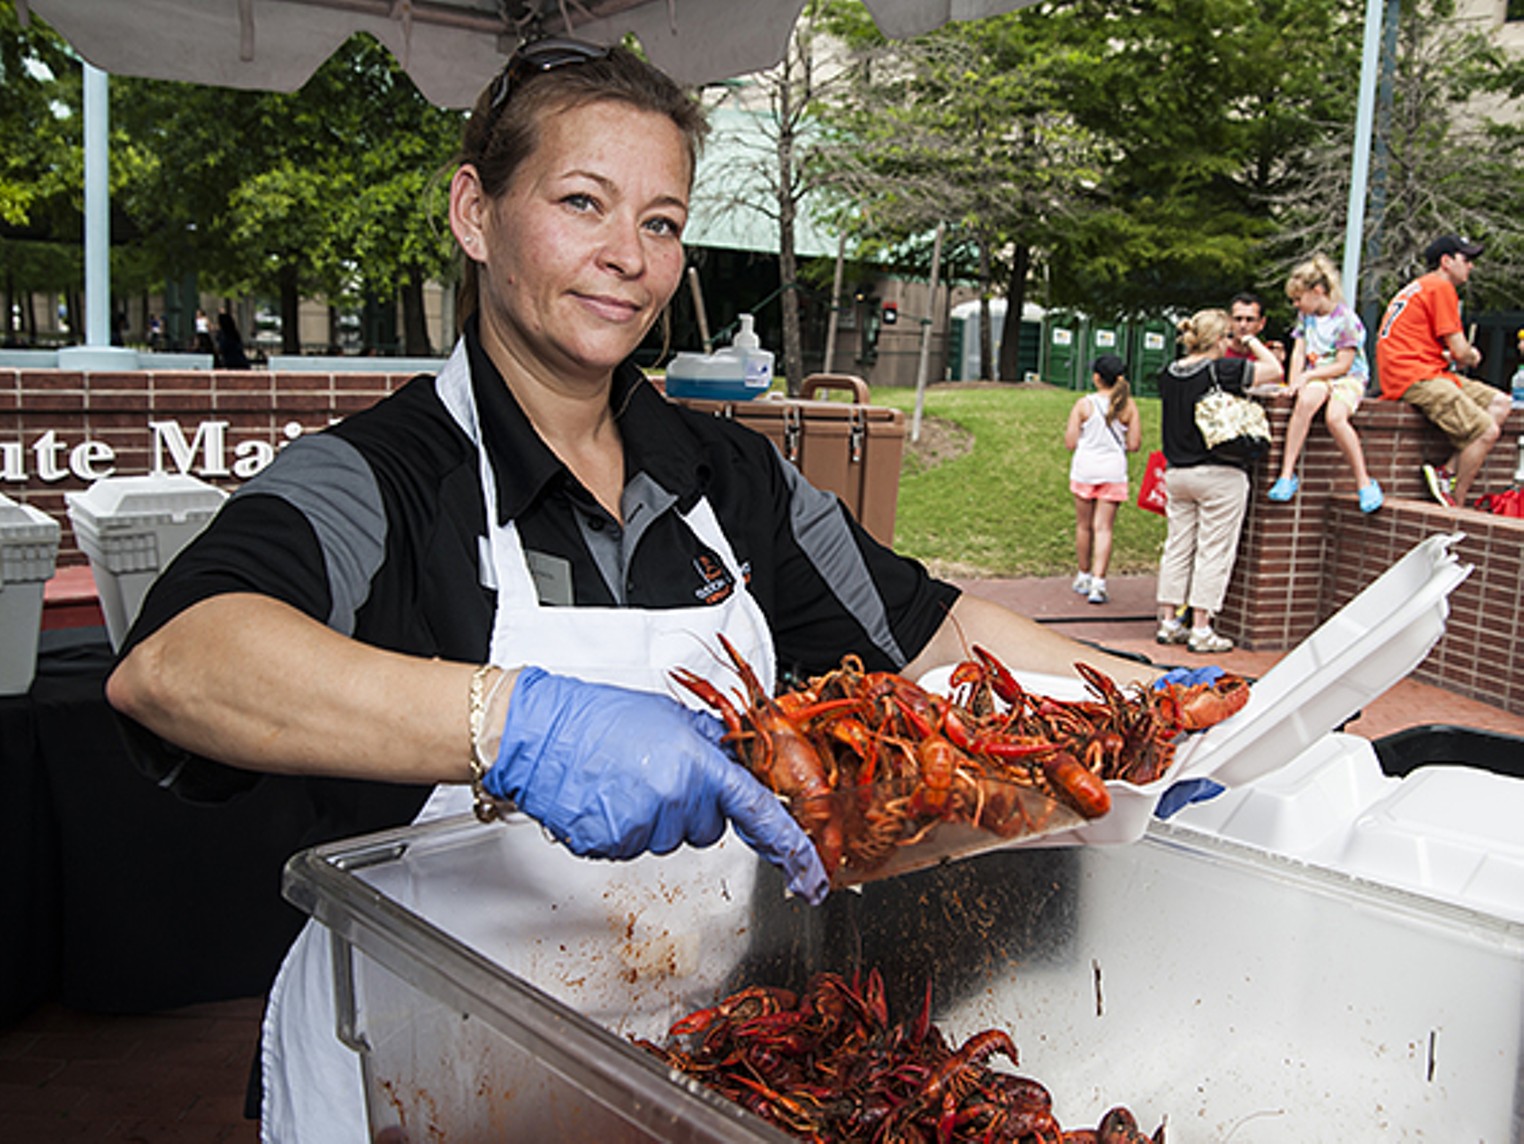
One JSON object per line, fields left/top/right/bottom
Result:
{"left": 1069, "top": 392, "right": 1129, "bottom": 484}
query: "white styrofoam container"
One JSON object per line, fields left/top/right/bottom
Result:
{"left": 1335, "top": 765, "right": 1524, "bottom": 923}
{"left": 65, "top": 473, "right": 227, "bottom": 650}
{"left": 1169, "top": 731, "right": 1400, "bottom": 857}
{"left": 918, "top": 532, "right": 1471, "bottom": 851}
{"left": 0, "top": 493, "right": 61, "bottom": 695}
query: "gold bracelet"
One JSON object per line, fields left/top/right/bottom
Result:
{"left": 468, "top": 664, "right": 506, "bottom": 823}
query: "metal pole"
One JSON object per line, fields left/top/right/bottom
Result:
{"left": 83, "top": 61, "right": 110, "bottom": 348}
{"left": 1342, "top": 0, "right": 1385, "bottom": 301}
{"left": 911, "top": 222, "right": 945, "bottom": 445}
{"left": 823, "top": 232, "right": 845, "bottom": 374}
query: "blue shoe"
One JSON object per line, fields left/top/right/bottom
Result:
{"left": 1267, "top": 475, "right": 1299, "bottom": 502}
{"left": 1359, "top": 481, "right": 1384, "bottom": 513}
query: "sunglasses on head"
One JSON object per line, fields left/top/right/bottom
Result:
{"left": 487, "top": 36, "right": 613, "bottom": 115}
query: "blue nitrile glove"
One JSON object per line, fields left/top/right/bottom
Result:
{"left": 1154, "top": 777, "right": 1226, "bottom": 818}
{"left": 1153, "top": 665, "right": 1225, "bottom": 690}
{"left": 1152, "top": 665, "right": 1229, "bottom": 818}
{"left": 483, "top": 667, "right": 830, "bottom": 905}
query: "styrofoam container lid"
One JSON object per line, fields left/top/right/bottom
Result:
{"left": 1175, "top": 531, "right": 1471, "bottom": 788}
{"left": 65, "top": 472, "right": 227, "bottom": 529}
{"left": 1336, "top": 765, "right": 1524, "bottom": 923}
{"left": 0, "top": 492, "right": 61, "bottom": 543}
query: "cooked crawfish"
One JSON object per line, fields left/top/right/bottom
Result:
{"left": 678, "top": 638, "right": 1249, "bottom": 884}
{"left": 673, "top": 634, "right": 853, "bottom": 875}
{"left": 638, "top": 970, "right": 1157, "bottom": 1144}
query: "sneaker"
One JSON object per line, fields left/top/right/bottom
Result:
{"left": 1422, "top": 464, "right": 1456, "bottom": 507}
{"left": 1187, "top": 628, "right": 1234, "bottom": 654}
{"left": 1267, "top": 475, "right": 1299, "bottom": 502}
{"left": 1087, "top": 580, "right": 1108, "bottom": 605}
{"left": 1072, "top": 571, "right": 1093, "bottom": 595}
{"left": 1358, "top": 481, "right": 1384, "bottom": 513}
{"left": 1156, "top": 620, "right": 1188, "bottom": 645}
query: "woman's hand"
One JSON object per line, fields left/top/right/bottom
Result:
{"left": 485, "top": 668, "right": 830, "bottom": 903}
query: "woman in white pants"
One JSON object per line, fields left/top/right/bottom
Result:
{"left": 1154, "top": 309, "right": 1283, "bottom": 653}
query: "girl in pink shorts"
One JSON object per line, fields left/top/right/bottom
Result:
{"left": 1065, "top": 354, "right": 1142, "bottom": 604}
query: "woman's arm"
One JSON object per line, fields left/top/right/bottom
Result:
{"left": 1063, "top": 397, "right": 1086, "bottom": 451}
{"left": 1125, "top": 404, "right": 1143, "bottom": 452}
{"left": 106, "top": 593, "right": 494, "bottom": 785}
{"left": 901, "top": 593, "right": 1159, "bottom": 690}
{"left": 1242, "top": 334, "right": 1285, "bottom": 385}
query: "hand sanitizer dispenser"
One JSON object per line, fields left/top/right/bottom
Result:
{"left": 664, "top": 313, "right": 774, "bottom": 401}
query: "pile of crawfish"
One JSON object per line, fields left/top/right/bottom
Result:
{"left": 674, "top": 637, "right": 1247, "bottom": 881}
{"left": 634, "top": 969, "right": 1164, "bottom": 1143}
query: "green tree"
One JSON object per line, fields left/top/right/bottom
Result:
{"left": 1046, "top": 0, "right": 1364, "bottom": 318}
{"left": 113, "top": 33, "right": 460, "bottom": 354}
{"left": 814, "top": 4, "right": 1103, "bottom": 380}
{"left": 1274, "top": 0, "right": 1524, "bottom": 313}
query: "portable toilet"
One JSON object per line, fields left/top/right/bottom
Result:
{"left": 1041, "top": 312, "right": 1081, "bottom": 389}
{"left": 1082, "top": 319, "right": 1126, "bottom": 388}
{"left": 1130, "top": 319, "right": 1173, "bottom": 396}
{"left": 950, "top": 298, "right": 1007, "bottom": 381}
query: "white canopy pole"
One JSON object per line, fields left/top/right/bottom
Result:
{"left": 60, "top": 62, "right": 138, "bottom": 368}
{"left": 83, "top": 61, "right": 110, "bottom": 348}
{"left": 1341, "top": 0, "right": 1385, "bottom": 301}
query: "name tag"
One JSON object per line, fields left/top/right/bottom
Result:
{"left": 526, "top": 549, "right": 574, "bottom": 606}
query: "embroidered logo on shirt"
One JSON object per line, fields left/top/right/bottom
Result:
{"left": 693, "top": 551, "right": 735, "bottom": 605}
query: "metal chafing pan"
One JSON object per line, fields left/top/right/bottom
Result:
{"left": 286, "top": 812, "right": 1524, "bottom": 1142}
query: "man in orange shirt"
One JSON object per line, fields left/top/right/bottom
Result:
{"left": 1375, "top": 235, "right": 1510, "bottom": 507}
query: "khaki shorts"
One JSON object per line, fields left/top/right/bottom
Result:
{"left": 1401, "top": 375, "right": 1500, "bottom": 448}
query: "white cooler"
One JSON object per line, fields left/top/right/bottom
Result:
{"left": 0, "top": 493, "right": 61, "bottom": 695}
{"left": 66, "top": 473, "right": 227, "bottom": 650}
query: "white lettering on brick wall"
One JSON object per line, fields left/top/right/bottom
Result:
{"left": 2, "top": 419, "right": 306, "bottom": 485}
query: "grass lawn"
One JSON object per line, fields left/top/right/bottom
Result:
{"left": 871, "top": 383, "right": 1169, "bottom": 579}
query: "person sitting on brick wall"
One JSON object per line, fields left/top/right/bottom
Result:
{"left": 1374, "top": 235, "right": 1510, "bottom": 507}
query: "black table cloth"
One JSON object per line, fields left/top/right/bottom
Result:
{"left": 2, "top": 629, "right": 427, "bottom": 1022}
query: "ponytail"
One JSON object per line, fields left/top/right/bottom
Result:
{"left": 1106, "top": 377, "right": 1133, "bottom": 425}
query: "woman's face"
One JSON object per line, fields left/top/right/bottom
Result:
{"left": 465, "top": 99, "right": 691, "bottom": 384}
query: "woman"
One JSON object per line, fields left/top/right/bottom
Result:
{"left": 1065, "top": 353, "right": 1142, "bottom": 605}
{"left": 1267, "top": 254, "right": 1381, "bottom": 512}
{"left": 1154, "top": 309, "right": 1282, "bottom": 654}
{"left": 107, "top": 39, "right": 1162, "bottom": 1142}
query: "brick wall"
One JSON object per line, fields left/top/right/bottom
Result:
{"left": 0, "top": 366, "right": 415, "bottom": 565}
{"left": 1219, "top": 391, "right": 1524, "bottom": 715}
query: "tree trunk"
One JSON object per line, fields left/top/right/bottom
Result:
{"left": 402, "top": 265, "right": 432, "bottom": 356}
{"left": 280, "top": 264, "right": 301, "bottom": 355}
{"left": 998, "top": 244, "right": 1031, "bottom": 383}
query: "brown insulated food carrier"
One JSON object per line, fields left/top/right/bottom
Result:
{"left": 671, "top": 373, "right": 905, "bottom": 546}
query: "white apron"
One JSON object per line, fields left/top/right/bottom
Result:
{"left": 260, "top": 341, "right": 778, "bottom": 1143}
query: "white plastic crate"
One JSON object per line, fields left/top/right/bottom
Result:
{"left": 0, "top": 492, "right": 61, "bottom": 695}
{"left": 66, "top": 473, "right": 227, "bottom": 650}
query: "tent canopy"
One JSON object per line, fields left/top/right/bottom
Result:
{"left": 28, "top": 0, "right": 1041, "bottom": 107}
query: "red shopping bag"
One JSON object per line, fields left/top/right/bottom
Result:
{"left": 1137, "top": 450, "right": 1168, "bottom": 516}
{"left": 1474, "top": 488, "right": 1524, "bottom": 517}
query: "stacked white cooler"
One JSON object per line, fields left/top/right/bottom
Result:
{"left": 1171, "top": 531, "right": 1524, "bottom": 923}
{"left": 0, "top": 492, "right": 61, "bottom": 695}
{"left": 66, "top": 473, "right": 227, "bottom": 650}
